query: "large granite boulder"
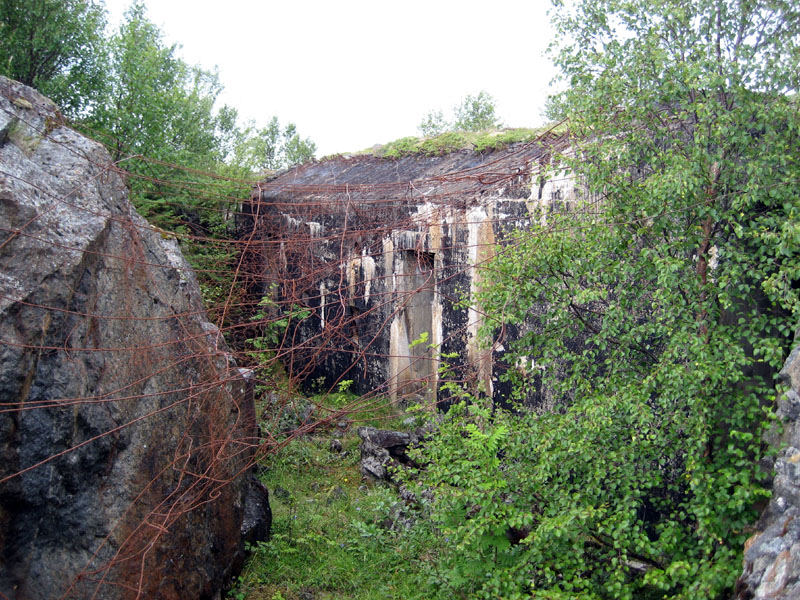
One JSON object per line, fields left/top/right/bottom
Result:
{"left": 737, "top": 341, "right": 800, "bottom": 599}
{"left": 0, "top": 77, "right": 268, "bottom": 599}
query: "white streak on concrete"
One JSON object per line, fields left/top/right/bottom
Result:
{"left": 319, "top": 282, "right": 326, "bottom": 329}
{"left": 307, "top": 221, "right": 323, "bottom": 237}
{"left": 389, "top": 315, "right": 410, "bottom": 403}
{"left": 361, "top": 248, "right": 376, "bottom": 304}
{"left": 383, "top": 236, "right": 395, "bottom": 294}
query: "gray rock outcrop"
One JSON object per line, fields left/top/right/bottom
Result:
{"left": 358, "top": 426, "right": 424, "bottom": 481}
{"left": 0, "top": 77, "right": 268, "bottom": 599}
{"left": 737, "top": 342, "right": 800, "bottom": 599}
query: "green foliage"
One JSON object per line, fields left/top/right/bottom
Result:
{"left": 85, "top": 2, "right": 223, "bottom": 167}
{"left": 453, "top": 90, "right": 501, "bottom": 131}
{"left": 418, "top": 109, "right": 448, "bottom": 137}
{"left": 246, "top": 293, "right": 312, "bottom": 387}
{"left": 281, "top": 122, "right": 317, "bottom": 169}
{"left": 0, "top": 0, "right": 107, "bottom": 116}
{"left": 233, "top": 423, "right": 441, "bottom": 600}
{"left": 409, "top": 331, "right": 430, "bottom": 349}
{"left": 302, "top": 378, "right": 358, "bottom": 413}
{"left": 1, "top": 2, "right": 317, "bottom": 311}
{"left": 380, "top": 127, "right": 550, "bottom": 158}
{"left": 399, "top": 0, "right": 800, "bottom": 598}
{"left": 249, "top": 293, "right": 312, "bottom": 350}
{"left": 326, "top": 379, "right": 355, "bottom": 408}
{"left": 229, "top": 116, "right": 317, "bottom": 173}
{"left": 404, "top": 385, "right": 772, "bottom": 598}
{"left": 417, "top": 90, "right": 502, "bottom": 136}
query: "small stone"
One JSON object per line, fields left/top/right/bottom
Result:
{"left": 357, "top": 426, "right": 420, "bottom": 481}
{"left": 326, "top": 486, "right": 347, "bottom": 505}
{"left": 272, "top": 486, "right": 291, "bottom": 502}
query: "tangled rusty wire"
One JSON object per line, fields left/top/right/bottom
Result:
{"left": 0, "top": 78, "right": 593, "bottom": 599}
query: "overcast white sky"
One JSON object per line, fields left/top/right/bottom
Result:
{"left": 104, "top": 1, "right": 559, "bottom": 157}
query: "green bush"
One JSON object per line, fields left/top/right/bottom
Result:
{"left": 402, "top": 380, "right": 770, "bottom": 599}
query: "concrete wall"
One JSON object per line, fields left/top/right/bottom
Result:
{"left": 239, "top": 142, "right": 580, "bottom": 407}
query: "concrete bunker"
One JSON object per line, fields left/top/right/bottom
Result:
{"left": 237, "top": 133, "right": 579, "bottom": 408}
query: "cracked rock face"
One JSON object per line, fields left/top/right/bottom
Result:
{"left": 737, "top": 343, "right": 800, "bottom": 599}
{"left": 0, "top": 77, "right": 268, "bottom": 600}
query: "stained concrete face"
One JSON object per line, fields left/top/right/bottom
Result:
{"left": 393, "top": 248, "right": 436, "bottom": 402}
{"left": 239, "top": 139, "right": 576, "bottom": 407}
